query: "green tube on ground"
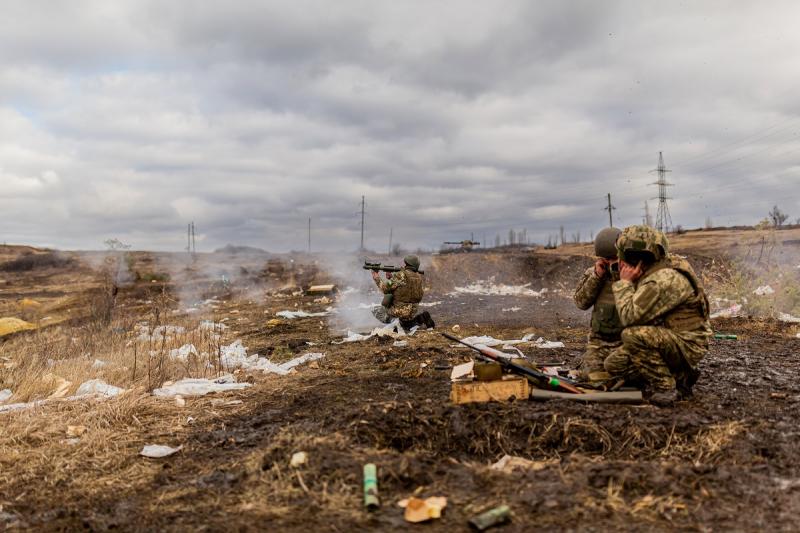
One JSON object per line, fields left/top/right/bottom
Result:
{"left": 469, "top": 505, "right": 511, "bottom": 530}
{"left": 363, "top": 463, "right": 379, "bottom": 510}
{"left": 713, "top": 333, "right": 738, "bottom": 340}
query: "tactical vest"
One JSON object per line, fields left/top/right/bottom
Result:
{"left": 641, "top": 256, "right": 710, "bottom": 331}
{"left": 591, "top": 278, "right": 623, "bottom": 339}
{"left": 393, "top": 269, "right": 424, "bottom": 305}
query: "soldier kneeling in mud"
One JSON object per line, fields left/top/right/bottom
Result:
{"left": 574, "top": 227, "right": 623, "bottom": 382}
{"left": 604, "top": 225, "right": 712, "bottom": 406}
{"left": 370, "top": 255, "right": 435, "bottom": 330}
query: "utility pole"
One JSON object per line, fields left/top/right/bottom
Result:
{"left": 388, "top": 227, "right": 393, "bottom": 255}
{"left": 642, "top": 201, "right": 653, "bottom": 227}
{"left": 360, "top": 195, "right": 365, "bottom": 251}
{"left": 307, "top": 218, "right": 311, "bottom": 254}
{"left": 650, "top": 152, "right": 673, "bottom": 233}
{"left": 604, "top": 193, "right": 616, "bottom": 227}
{"left": 191, "top": 222, "right": 196, "bottom": 254}
{"left": 187, "top": 223, "right": 191, "bottom": 256}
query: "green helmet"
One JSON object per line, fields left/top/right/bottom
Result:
{"left": 616, "top": 225, "right": 668, "bottom": 264}
{"left": 594, "top": 227, "right": 622, "bottom": 259}
{"left": 403, "top": 254, "right": 420, "bottom": 271}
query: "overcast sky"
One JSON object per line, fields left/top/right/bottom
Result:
{"left": 1, "top": 1, "right": 799, "bottom": 252}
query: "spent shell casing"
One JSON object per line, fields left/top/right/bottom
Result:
{"left": 469, "top": 505, "right": 511, "bottom": 530}
{"left": 363, "top": 463, "right": 379, "bottom": 510}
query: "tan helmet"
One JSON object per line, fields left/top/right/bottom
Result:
{"left": 616, "top": 225, "right": 668, "bottom": 263}
{"left": 594, "top": 227, "right": 622, "bottom": 259}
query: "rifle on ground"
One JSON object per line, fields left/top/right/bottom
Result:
{"left": 442, "top": 333, "right": 584, "bottom": 394}
{"left": 363, "top": 260, "right": 424, "bottom": 275}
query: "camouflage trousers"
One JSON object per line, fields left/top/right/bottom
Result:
{"left": 578, "top": 335, "right": 622, "bottom": 379}
{"left": 604, "top": 326, "right": 705, "bottom": 392}
{"left": 372, "top": 304, "right": 417, "bottom": 328}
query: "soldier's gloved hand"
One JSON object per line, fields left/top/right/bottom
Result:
{"left": 371, "top": 271, "right": 380, "bottom": 281}
{"left": 385, "top": 272, "right": 393, "bottom": 279}
{"left": 619, "top": 260, "right": 644, "bottom": 282}
{"left": 594, "top": 258, "right": 609, "bottom": 278}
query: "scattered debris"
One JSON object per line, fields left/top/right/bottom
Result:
{"left": 778, "top": 312, "right": 800, "bottom": 323}
{"left": 276, "top": 310, "right": 329, "bottom": 319}
{"left": 451, "top": 324, "right": 461, "bottom": 332}
{"left": 490, "top": 455, "right": 550, "bottom": 473}
{"left": 336, "top": 320, "right": 415, "bottom": 343}
{"left": 455, "top": 334, "right": 564, "bottom": 350}
{"left": 136, "top": 324, "right": 185, "bottom": 341}
{"left": 0, "top": 317, "right": 36, "bottom": 338}
{"left": 91, "top": 359, "right": 108, "bottom": 369}
{"left": 502, "top": 307, "right": 522, "bottom": 312}
{"left": 66, "top": 425, "right": 87, "bottom": 438}
{"left": 450, "top": 279, "right": 547, "bottom": 297}
{"left": 450, "top": 360, "right": 475, "bottom": 381}
{"left": 169, "top": 344, "right": 198, "bottom": 362}
{"left": 710, "top": 303, "right": 743, "bottom": 319}
{"left": 363, "top": 463, "right": 379, "bottom": 510}
{"left": 306, "top": 284, "right": 337, "bottom": 295}
{"left": 420, "top": 301, "right": 442, "bottom": 307}
{"left": 44, "top": 374, "right": 72, "bottom": 398}
{"left": 140, "top": 444, "right": 183, "bottom": 458}
{"left": 469, "top": 505, "right": 511, "bottom": 531}
{"left": 198, "top": 320, "right": 228, "bottom": 331}
{"left": 400, "top": 496, "right": 448, "bottom": 523}
{"left": 266, "top": 319, "right": 283, "bottom": 327}
{"left": 152, "top": 375, "right": 251, "bottom": 397}
{"left": 754, "top": 285, "right": 775, "bottom": 296}
{"left": 290, "top": 451, "right": 308, "bottom": 467}
{"left": 175, "top": 396, "right": 186, "bottom": 407}
{"left": 75, "top": 379, "right": 125, "bottom": 397}
{"left": 714, "top": 333, "right": 738, "bottom": 340}
{"left": 393, "top": 340, "right": 408, "bottom": 348}
{"left": 0, "top": 389, "right": 12, "bottom": 403}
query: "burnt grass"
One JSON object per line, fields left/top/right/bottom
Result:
{"left": 3, "top": 252, "right": 800, "bottom": 531}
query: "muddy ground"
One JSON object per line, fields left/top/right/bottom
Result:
{"left": 1, "top": 245, "right": 800, "bottom": 531}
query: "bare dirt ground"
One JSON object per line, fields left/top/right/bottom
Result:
{"left": 1, "top": 231, "right": 800, "bottom": 531}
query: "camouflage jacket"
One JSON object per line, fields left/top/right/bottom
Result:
{"left": 612, "top": 264, "right": 712, "bottom": 345}
{"left": 575, "top": 266, "right": 623, "bottom": 339}
{"left": 374, "top": 269, "right": 419, "bottom": 321}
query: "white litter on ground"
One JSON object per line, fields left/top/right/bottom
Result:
{"left": 450, "top": 279, "right": 547, "bottom": 297}
{"left": 0, "top": 389, "right": 12, "bottom": 403}
{"left": 169, "top": 344, "right": 199, "bottom": 362}
{"left": 140, "top": 444, "right": 183, "bottom": 458}
{"left": 502, "top": 307, "right": 522, "bottom": 313}
{"left": 455, "top": 334, "right": 565, "bottom": 349}
{"left": 136, "top": 324, "right": 186, "bottom": 341}
{"left": 754, "top": 285, "right": 775, "bottom": 296}
{"left": 778, "top": 312, "right": 800, "bottom": 323}
{"left": 276, "top": 310, "right": 329, "bottom": 319}
{"left": 393, "top": 340, "right": 409, "bottom": 347}
{"left": 420, "top": 301, "right": 442, "bottom": 307}
{"left": 152, "top": 375, "right": 252, "bottom": 397}
{"left": 198, "top": 320, "right": 228, "bottom": 331}
{"left": 335, "top": 320, "right": 416, "bottom": 343}
{"left": 91, "top": 359, "right": 108, "bottom": 369}
{"left": 75, "top": 379, "right": 125, "bottom": 397}
{"left": 710, "top": 303, "right": 743, "bottom": 319}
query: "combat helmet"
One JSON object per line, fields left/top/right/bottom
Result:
{"left": 403, "top": 254, "right": 421, "bottom": 272}
{"left": 616, "top": 225, "right": 669, "bottom": 264}
{"left": 594, "top": 227, "right": 622, "bottom": 259}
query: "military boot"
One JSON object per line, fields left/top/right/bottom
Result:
{"left": 649, "top": 389, "right": 678, "bottom": 407}
{"left": 676, "top": 367, "right": 700, "bottom": 399}
{"left": 421, "top": 311, "right": 435, "bottom": 329}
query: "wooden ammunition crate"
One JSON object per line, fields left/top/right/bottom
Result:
{"left": 450, "top": 376, "right": 529, "bottom": 405}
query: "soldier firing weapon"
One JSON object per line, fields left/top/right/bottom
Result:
{"left": 363, "top": 260, "right": 424, "bottom": 275}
